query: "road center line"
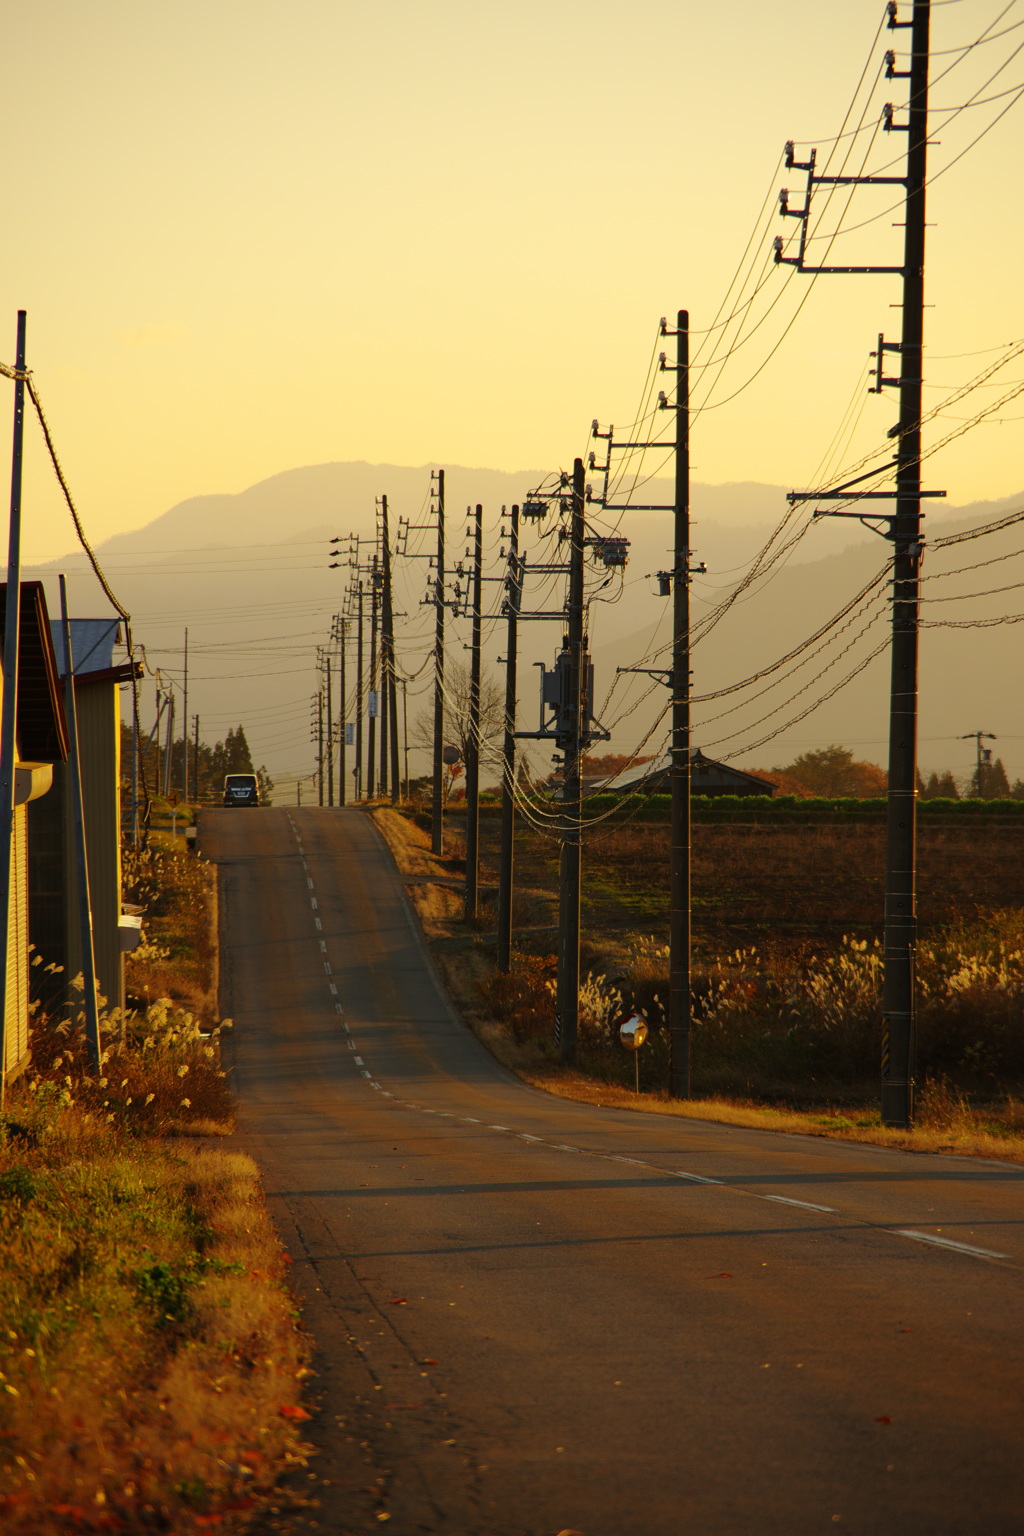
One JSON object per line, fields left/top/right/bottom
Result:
{"left": 895, "top": 1229, "right": 1009, "bottom": 1260}
{"left": 764, "top": 1195, "right": 837, "bottom": 1213}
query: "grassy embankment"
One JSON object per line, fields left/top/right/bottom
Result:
{"left": 0, "top": 836, "right": 313, "bottom": 1534}
{"left": 372, "top": 802, "right": 1024, "bottom": 1162}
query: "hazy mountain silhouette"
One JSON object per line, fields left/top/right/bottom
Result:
{"left": 27, "top": 462, "right": 1024, "bottom": 788}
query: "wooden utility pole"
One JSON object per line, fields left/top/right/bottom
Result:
{"left": 380, "top": 494, "right": 401, "bottom": 803}
{"left": 317, "top": 688, "right": 324, "bottom": 806}
{"left": 556, "top": 461, "right": 586, "bottom": 1064}
{"left": 464, "top": 504, "right": 483, "bottom": 919}
{"left": 338, "top": 615, "right": 347, "bottom": 806}
{"left": 355, "top": 582, "right": 365, "bottom": 799}
{"left": 668, "top": 311, "right": 692, "bottom": 1099}
{"left": 497, "top": 504, "right": 522, "bottom": 972}
{"left": 0, "top": 310, "right": 27, "bottom": 1093}
{"left": 325, "top": 653, "right": 334, "bottom": 805}
{"left": 431, "top": 470, "right": 446, "bottom": 852}
{"left": 881, "top": 0, "right": 931, "bottom": 1127}
{"left": 193, "top": 713, "right": 200, "bottom": 804}
{"left": 182, "top": 628, "right": 188, "bottom": 801}
{"left": 368, "top": 556, "right": 379, "bottom": 798}
{"left": 59, "top": 573, "right": 102, "bottom": 1072}
{"left": 778, "top": 0, "right": 934, "bottom": 1126}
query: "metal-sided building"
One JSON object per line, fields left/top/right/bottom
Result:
{"left": 28, "top": 618, "right": 136, "bottom": 1018}
{"left": 0, "top": 582, "right": 68, "bottom": 1084}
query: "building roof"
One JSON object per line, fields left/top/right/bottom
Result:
{"left": 598, "top": 748, "right": 774, "bottom": 797}
{"left": 49, "top": 618, "right": 122, "bottom": 677}
{"left": 0, "top": 582, "right": 70, "bottom": 763}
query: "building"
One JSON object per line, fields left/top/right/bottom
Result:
{"left": 0, "top": 582, "right": 69, "bottom": 1084}
{"left": 599, "top": 748, "right": 775, "bottom": 799}
{"left": 28, "top": 617, "right": 138, "bottom": 1018}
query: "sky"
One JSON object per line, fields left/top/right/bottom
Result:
{"left": 4, "top": 0, "right": 1024, "bottom": 563}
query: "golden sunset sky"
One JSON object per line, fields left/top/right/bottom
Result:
{"left": 5, "top": 0, "right": 1023, "bottom": 558}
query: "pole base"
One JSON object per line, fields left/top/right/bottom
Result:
{"left": 881, "top": 1080, "right": 913, "bottom": 1129}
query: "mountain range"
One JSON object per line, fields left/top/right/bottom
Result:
{"left": 27, "top": 461, "right": 1024, "bottom": 793}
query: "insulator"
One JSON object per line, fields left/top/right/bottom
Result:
{"left": 779, "top": 188, "right": 789, "bottom": 214}
{"left": 659, "top": 351, "right": 667, "bottom": 368}
{"left": 883, "top": 102, "right": 895, "bottom": 131}
{"left": 658, "top": 391, "right": 669, "bottom": 408}
{"left": 591, "top": 418, "right": 598, "bottom": 434}
{"left": 784, "top": 139, "right": 795, "bottom": 168}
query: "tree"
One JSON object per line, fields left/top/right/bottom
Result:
{"left": 770, "top": 745, "right": 887, "bottom": 797}
{"left": 974, "top": 755, "right": 1010, "bottom": 799}
{"left": 919, "top": 769, "right": 960, "bottom": 800}
{"left": 411, "top": 662, "right": 505, "bottom": 768}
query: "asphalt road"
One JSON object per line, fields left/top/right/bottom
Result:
{"left": 202, "top": 805, "right": 1024, "bottom": 1536}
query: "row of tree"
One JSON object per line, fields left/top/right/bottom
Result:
{"left": 120, "top": 722, "right": 275, "bottom": 806}
{"left": 756, "top": 744, "right": 1024, "bottom": 800}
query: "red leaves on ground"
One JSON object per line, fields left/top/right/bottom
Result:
{"left": 278, "top": 1403, "right": 312, "bottom": 1421}
{"left": 388, "top": 1297, "right": 409, "bottom": 1305}
{"left": 421, "top": 1358, "right": 439, "bottom": 1365}
{"left": 874, "top": 1416, "right": 893, "bottom": 1424}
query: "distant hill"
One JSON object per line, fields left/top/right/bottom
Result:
{"left": 26, "top": 462, "right": 1024, "bottom": 790}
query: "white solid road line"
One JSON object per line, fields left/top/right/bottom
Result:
{"left": 895, "top": 1229, "right": 1009, "bottom": 1260}
{"left": 764, "top": 1195, "right": 837, "bottom": 1214}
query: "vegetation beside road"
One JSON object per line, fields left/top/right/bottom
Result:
{"left": 0, "top": 838, "right": 312, "bottom": 1533}
{"left": 372, "top": 805, "right": 1024, "bottom": 1162}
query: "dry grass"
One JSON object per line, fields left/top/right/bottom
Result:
{"left": 518, "top": 1070, "right": 1024, "bottom": 1163}
{"left": 123, "top": 840, "right": 218, "bottom": 1019}
{"left": 0, "top": 832, "right": 316, "bottom": 1532}
{"left": 375, "top": 806, "right": 1024, "bottom": 1163}
{"left": 0, "top": 1114, "right": 312, "bottom": 1533}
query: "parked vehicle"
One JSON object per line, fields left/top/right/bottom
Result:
{"left": 223, "top": 773, "right": 260, "bottom": 807}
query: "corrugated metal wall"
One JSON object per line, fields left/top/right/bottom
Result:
{"left": 4, "top": 803, "right": 30, "bottom": 1079}
{"left": 64, "top": 682, "right": 123, "bottom": 1014}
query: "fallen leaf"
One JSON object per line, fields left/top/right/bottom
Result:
{"left": 708, "top": 1272, "right": 733, "bottom": 1279}
{"left": 422, "top": 1358, "right": 439, "bottom": 1365}
{"left": 874, "top": 1416, "right": 892, "bottom": 1425}
{"left": 897, "top": 1327, "right": 914, "bottom": 1334}
{"left": 388, "top": 1297, "right": 408, "bottom": 1305}
{"left": 279, "top": 1404, "right": 312, "bottom": 1421}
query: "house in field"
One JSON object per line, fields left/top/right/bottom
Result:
{"left": 598, "top": 748, "right": 776, "bottom": 799}
{"left": 28, "top": 617, "right": 140, "bottom": 1019}
{"left": 0, "top": 582, "right": 69, "bottom": 1086}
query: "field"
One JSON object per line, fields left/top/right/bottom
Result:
{"left": 380, "top": 806, "right": 1024, "bottom": 1147}
{"left": 474, "top": 816, "right": 1024, "bottom": 953}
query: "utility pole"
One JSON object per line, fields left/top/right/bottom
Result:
{"left": 325, "top": 653, "right": 334, "bottom": 806}
{"left": 356, "top": 581, "right": 365, "bottom": 800}
{"left": 380, "top": 494, "right": 401, "bottom": 803}
{"left": 464, "top": 504, "right": 483, "bottom": 920}
{"left": 667, "top": 312, "right": 692, "bottom": 1098}
{"left": 0, "top": 309, "right": 27, "bottom": 1093}
{"left": 337, "top": 615, "right": 347, "bottom": 806}
{"left": 59, "top": 573, "right": 102, "bottom": 1072}
{"left": 163, "top": 691, "right": 175, "bottom": 799}
{"left": 432, "top": 470, "right": 446, "bottom": 851}
{"left": 193, "top": 714, "right": 200, "bottom": 804}
{"left": 961, "top": 730, "right": 996, "bottom": 798}
{"left": 556, "top": 461, "right": 586, "bottom": 1063}
{"left": 401, "top": 677, "right": 410, "bottom": 799}
{"left": 182, "top": 628, "right": 188, "bottom": 803}
{"left": 778, "top": 0, "right": 935, "bottom": 1128}
{"left": 497, "top": 504, "right": 522, "bottom": 973}
{"left": 317, "top": 688, "right": 324, "bottom": 806}
{"left": 368, "top": 555, "right": 379, "bottom": 798}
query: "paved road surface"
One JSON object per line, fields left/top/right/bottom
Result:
{"left": 202, "top": 806, "right": 1024, "bottom": 1536}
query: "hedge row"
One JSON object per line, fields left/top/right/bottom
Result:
{"left": 446, "top": 795, "right": 1024, "bottom": 822}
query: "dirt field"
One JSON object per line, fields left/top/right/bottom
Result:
{"left": 471, "top": 815, "right": 1024, "bottom": 955}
